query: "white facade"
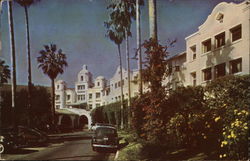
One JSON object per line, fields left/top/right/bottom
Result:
{"left": 55, "top": 65, "right": 106, "bottom": 110}
{"left": 165, "top": 1, "right": 250, "bottom": 88}
{"left": 104, "top": 66, "right": 146, "bottom": 105}
{"left": 55, "top": 65, "right": 144, "bottom": 110}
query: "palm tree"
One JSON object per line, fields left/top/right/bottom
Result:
{"left": 7, "top": 0, "right": 17, "bottom": 128}
{"left": 105, "top": 0, "right": 136, "bottom": 129}
{"left": 37, "top": 44, "right": 68, "bottom": 127}
{"left": 104, "top": 21, "right": 125, "bottom": 129}
{"left": 15, "top": 0, "right": 39, "bottom": 127}
{"left": 148, "top": 0, "right": 157, "bottom": 41}
{"left": 0, "top": 59, "right": 11, "bottom": 86}
{"left": 136, "top": 0, "right": 143, "bottom": 95}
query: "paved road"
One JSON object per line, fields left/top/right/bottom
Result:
{"left": 2, "top": 132, "right": 116, "bottom": 160}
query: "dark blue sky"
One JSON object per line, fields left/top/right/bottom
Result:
{"left": 0, "top": 0, "right": 243, "bottom": 87}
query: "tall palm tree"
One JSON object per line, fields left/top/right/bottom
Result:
{"left": 148, "top": 0, "right": 157, "bottom": 41}
{"left": 15, "top": 0, "right": 39, "bottom": 127}
{"left": 105, "top": 0, "right": 137, "bottom": 129}
{"left": 0, "top": 59, "right": 11, "bottom": 86}
{"left": 7, "top": 0, "right": 17, "bottom": 128}
{"left": 105, "top": 2, "right": 126, "bottom": 129}
{"left": 136, "top": 0, "right": 143, "bottom": 95}
{"left": 37, "top": 44, "right": 68, "bottom": 127}
{"left": 105, "top": 20, "right": 125, "bottom": 129}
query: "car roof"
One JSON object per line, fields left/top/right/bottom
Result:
{"left": 95, "top": 126, "right": 117, "bottom": 130}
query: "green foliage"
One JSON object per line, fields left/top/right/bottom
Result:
{"left": 105, "top": 0, "right": 136, "bottom": 45}
{"left": 0, "top": 59, "right": 11, "bottom": 86}
{"left": 141, "top": 38, "right": 176, "bottom": 92}
{"left": 205, "top": 75, "right": 250, "bottom": 160}
{"left": 1, "top": 85, "right": 51, "bottom": 129}
{"left": 132, "top": 39, "right": 176, "bottom": 142}
{"left": 91, "top": 100, "right": 128, "bottom": 127}
{"left": 37, "top": 44, "right": 68, "bottom": 80}
{"left": 131, "top": 75, "right": 250, "bottom": 160}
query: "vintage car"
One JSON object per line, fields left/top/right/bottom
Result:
{"left": 91, "top": 125, "right": 118, "bottom": 151}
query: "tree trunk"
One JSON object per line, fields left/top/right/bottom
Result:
{"left": 8, "top": 0, "right": 17, "bottom": 129}
{"left": 24, "top": 5, "right": 32, "bottom": 127}
{"left": 117, "top": 44, "right": 124, "bottom": 129}
{"left": 136, "top": 0, "right": 143, "bottom": 96}
{"left": 51, "top": 78, "right": 55, "bottom": 126}
{"left": 125, "top": 30, "right": 131, "bottom": 128}
{"left": 148, "top": 0, "right": 157, "bottom": 41}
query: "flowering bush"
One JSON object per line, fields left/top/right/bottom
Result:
{"left": 205, "top": 75, "right": 250, "bottom": 160}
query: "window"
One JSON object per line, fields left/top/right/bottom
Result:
{"left": 78, "top": 95, "right": 85, "bottom": 101}
{"left": 168, "top": 64, "right": 173, "bottom": 74}
{"left": 118, "top": 81, "right": 121, "bottom": 87}
{"left": 89, "top": 104, "right": 93, "bottom": 109}
{"left": 175, "top": 66, "right": 180, "bottom": 72}
{"left": 96, "top": 104, "right": 101, "bottom": 107}
{"left": 115, "top": 83, "right": 117, "bottom": 88}
{"left": 215, "top": 63, "right": 226, "bottom": 78}
{"left": 190, "top": 45, "right": 196, "bottom": 60}
{"left": 216, "top": 13, "right": 224, "bottom": 23}
{"left": 81, "top": 76, "right": 84, "bottom": 81}
{"left": 89, "top": 93, "right": 92, "bottom": 99}
{"left": 215, "top": 32, "right": 225, "bottom": 48}
{"left": 56, "top": 105, "right": 60, "bottom": 109}
{"left": 202, "top": 39, "right": 211, "bottom": 53}
{"left": 96, "top": 92, "right": 101, "bottom": 98}
{"left": 230, "top": 25, "right": 242, "bottom": 42}
{"left": 122, "top": 80, "right": 124, "bottom": 86}
{"left": 191, "top": 72, "right": 196, "bottom": 86}
{"left": 57, "top": 85, "right": 59, "bottom": 89}
{"left": 230, "top": 58, "right": 242, "bottom": 74}
{"left": 55, "top": 95, "right": 60, "bottom": 100}
{"left": 67, "top": 95, "right": 70, "bottom": 100}
{"left": 77, "top": 85, "right": 85, "bottom": 90}
{"left": 202, "top": 67, "right": 212, "bottom": 81}
{"left": 97, "top": 82, "right": 100, "bottom": 86}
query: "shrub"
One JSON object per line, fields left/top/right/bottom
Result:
{"left": 205, "top": 75, "right": 250, "bottom": 160}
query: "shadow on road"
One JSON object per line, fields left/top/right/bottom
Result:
{"left": 48, "top": 155, "right": 100, "bottom": 160}
{"left": 3, "top": 135, "right": 90, "bottom": 155}
{"left": 4, "top": 148, "right": 39, "bottom": 154}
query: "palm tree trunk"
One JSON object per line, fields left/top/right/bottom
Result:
{"left": 51, "top": 78, "right": 55, "bottom": 127}
{"left": 8, "top": 0, "right": 17, "bottom": 129}
{"left": 148, "top": 0, "right": 157, "bottom": 41}
{"left": 117, "top": 44, "right": 124, "bottom": 129}
{"left": 24, "top": 5, "right": 32, "bottom": 127}
{"left": 125, "top": 30, "right": 131, "bottom": 128}
{"left": 136, "top": 0, "right": 143, "bottom": 95}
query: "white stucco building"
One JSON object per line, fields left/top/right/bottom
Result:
{"left": 54, "top": 64, "right": 143, "bottom": 129}
{"left": 164, "top": 0, "right": 250, "bottom": 88}
{"left": 55, "top": 1, "right": 250, "bottom": 129}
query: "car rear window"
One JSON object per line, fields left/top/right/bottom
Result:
{"left": 96, "top": 127, "right": 116, "bottom": 137}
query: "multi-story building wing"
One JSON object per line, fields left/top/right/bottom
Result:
{"left": 164, "top": 52, "right": 187, "bottom": 90}
{"left": 166, "top": 1, "right": 250, "bottom": 88}
{"left": 75, "top": 65, "right": 93, "bottom": 104}
{"left": 87, "top": 76, "right": 106, "bottom": 109}
{"left": 105, "top": 66, "right": 143, "bottom": 104}
{"left": 55, "top": 80, "right": 66, "bottom": 109}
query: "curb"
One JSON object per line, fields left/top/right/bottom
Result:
{"left": 114, "top": 150, "right": 119, "bottom": 160}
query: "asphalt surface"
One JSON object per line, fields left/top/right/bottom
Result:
{"left": 1, "top": 131, "right": 116, "bottom": 160}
